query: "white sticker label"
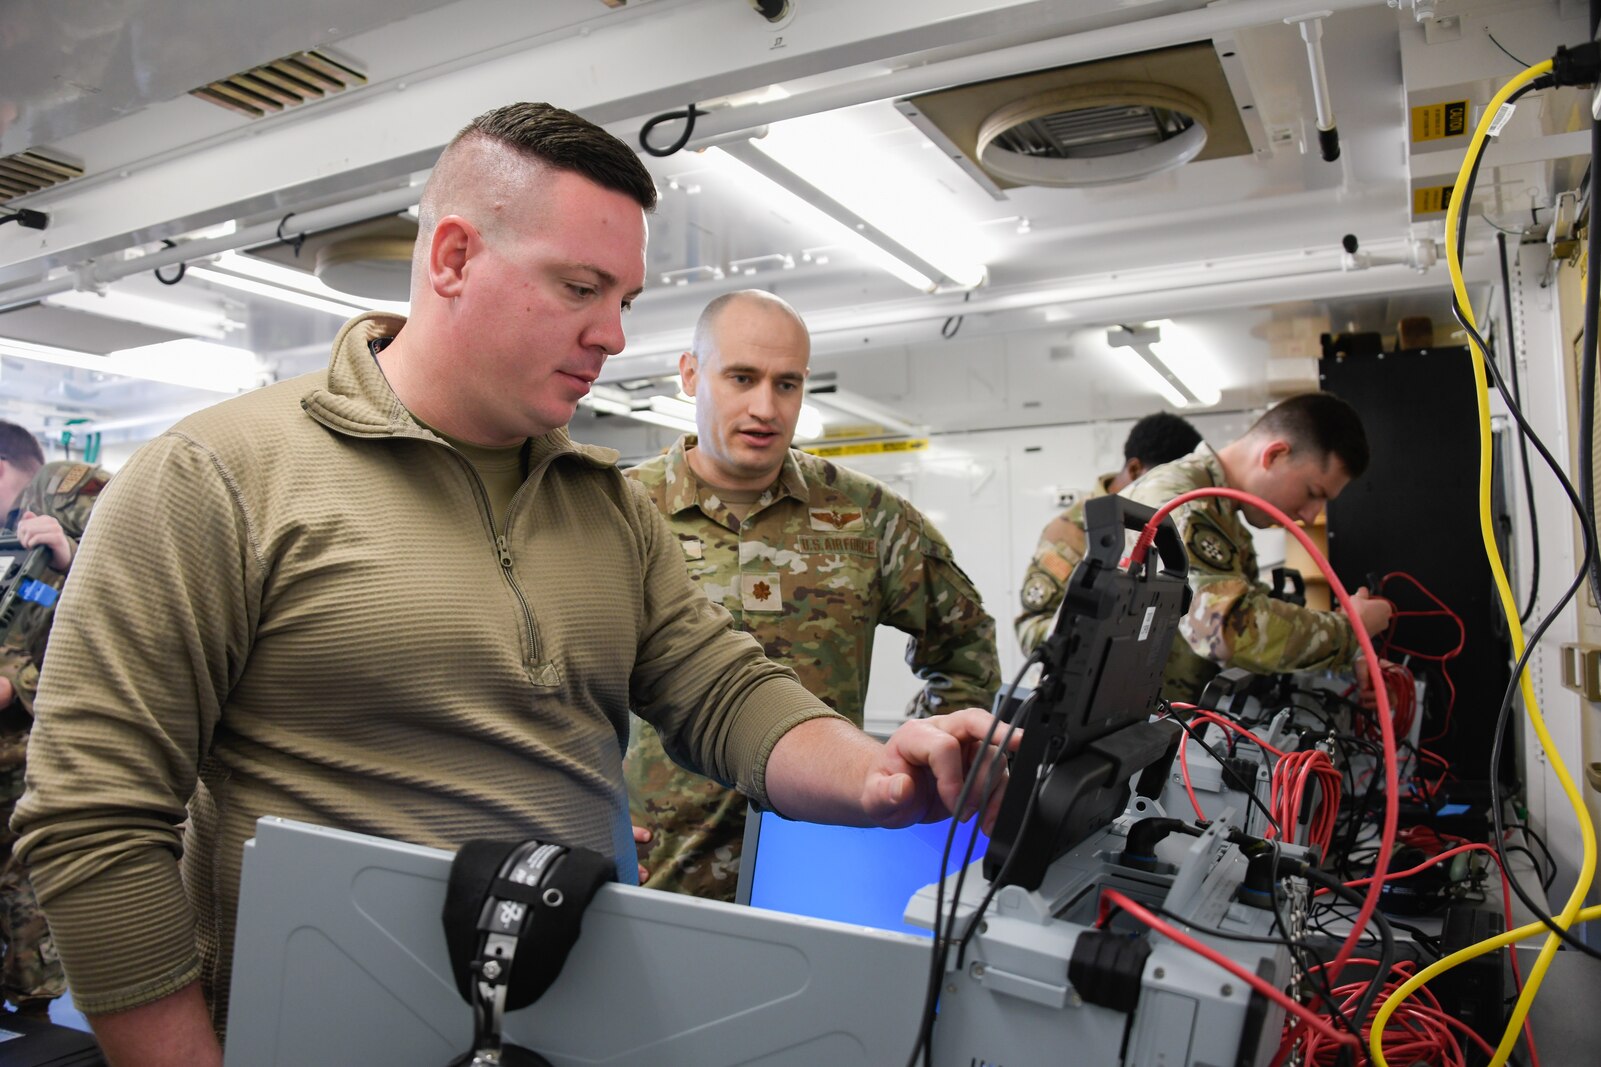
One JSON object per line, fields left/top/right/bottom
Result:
{"left": 1138, "top": 606, "right": 1156, "bottom": 641}
{"left": 1487, "top": 102, "right": 1516, "bottom": 138}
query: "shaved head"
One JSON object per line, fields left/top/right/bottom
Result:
{"left": 692, "top": 290, "right": 809, "bottom": 369}
{"left": 410, "top": 136, "right": 548, "bottom": 297}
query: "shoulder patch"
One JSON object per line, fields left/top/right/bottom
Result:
{"left": 1022, "top": 574, "right": 1058, "bottom": 610}
{"left": 1040, "top": 550, "right": 1073, "bottom": 582}
{"left": 1187, "top": 522, "right": 1237, "bottom": 571}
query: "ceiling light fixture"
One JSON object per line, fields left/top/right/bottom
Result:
{"left": 714, "top": 139, "right": 986, "bottom": 293}
{"left": 43, "top": 287, "right": 240, "bottom": 340}
{"left": 0, "top": 336, "right": 261, "bottom": 393}
{"left": 192, "top": 250, "right": 410, "bottom": 316}
{"left": 1105, "top": 323, "right": 1221, "bottom": 409}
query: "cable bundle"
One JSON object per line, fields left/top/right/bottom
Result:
{"left": 1269, "top": 748, "right": 1342, "bottom": 857}
{"left": 1298, "top": 959, "right": 1493, "bottom": 1067}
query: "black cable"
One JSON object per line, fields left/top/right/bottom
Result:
{"left": 1482, "top": 211, "right": 1529, "bottom": 237}
{"left": 1509, "top": 822, "right": 1559, "bottom": 891}
{"left": 1499, "top": 233, "right": 1541, "bottom": 623}
{"left": 904, "top": 650, "right": 1036, "bottom": 1067}
{"left": 1301, "top": 863, "right": 1397, "bottom": 1031}
{"left": 1449, "top": 92, "right": 1601, "bottom": 960}
{"left": 1487, "top": 31, "right": 1533, "bottom": 69}
{"left": 1164, "top": 703, "right": 1285, "bottom": 840}
{"left": 1582, "top": 113, "right": 1601, "bottom": 615}
{"left": 639, "top": 106, "right": 707, "bottom": 158}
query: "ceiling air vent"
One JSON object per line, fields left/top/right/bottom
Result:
{"left": 900, "top": 42, "right": 1255, "bottom": 189}
{"left": 190, "top": 50, "right": 367, "bottom": 120}
{"left": 0, "top": 150, "right": 84, "bottom": 205}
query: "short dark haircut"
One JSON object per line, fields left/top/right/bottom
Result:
{"left": 1124, "top": 412, "right": 1202, "bottom": 467}
{"left": 0, "top": 421, "right": 43, "bottom": 474}
{"left": 1248, "top": 392, "right": 1369, "bottom": 478}
{"left": 456, "top": 102, "right": 658, "bottom": 211}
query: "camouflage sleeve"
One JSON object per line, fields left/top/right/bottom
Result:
{"left": 0, "top": 645, "right": 39, "bottom": 713}
{"left": 1176, "top": 508, "right": 1358, "bottom": 675}
{"left": 880, "top": 503, "right": 1000, "bottom": 717}
{"left": 1014, "top": 512, "right": 1086, "bottom": 655}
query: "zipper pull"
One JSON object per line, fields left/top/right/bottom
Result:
{"left": 496, "top": 534, "right": 513, "bottom": 568}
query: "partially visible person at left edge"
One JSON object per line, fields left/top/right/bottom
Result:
{"left": 0, "top": 422, "right": 111, "bottom": 1016}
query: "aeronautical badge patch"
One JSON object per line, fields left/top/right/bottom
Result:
{"left": 809, "top": 509, "right": 865, "bottom": 532}
{"left": 1021, "top": 574, "right": 1056, "bottom": 610}
{"left": 1187, "top": 524, "right": 1236, "bottom": 571}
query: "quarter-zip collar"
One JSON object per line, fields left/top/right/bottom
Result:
{"left": 299, "top": 311, "right": 620, "bottom": 474}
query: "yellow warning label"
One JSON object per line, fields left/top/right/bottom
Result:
{"left": 1412, "top": 185, "right": 1454, "bottom": 216}
{"left": 1410, "top": 100, "right": 1470, "bottom": 143}
{"left": 804, "top": 438, "right": 930, "bottom": 458}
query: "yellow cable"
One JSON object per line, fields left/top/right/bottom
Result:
{"left": 1371, "top": 906, "right": 1601, "bottom": 1058}
{"left": 1372, "top": 56, "right": 1600, "bottom": 1067}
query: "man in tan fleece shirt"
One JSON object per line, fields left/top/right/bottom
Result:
{"left": 12, "top": 104, "right": 1013, "bottom": 1067}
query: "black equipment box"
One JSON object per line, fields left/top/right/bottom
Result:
{"left": 0, "top": 1013, "right": 104, "bottom": 1066}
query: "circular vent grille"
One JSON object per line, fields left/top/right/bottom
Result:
{"left": 976, "top": 83, "right": 1210, "bottom": 188}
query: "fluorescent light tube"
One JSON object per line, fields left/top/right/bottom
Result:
{"left": 43, "top": 288, "right": 238, "bottom": 340}
{"left": 713, "top": 140, "right": 982, "bottom": 293}
{"left": 0, "top": 336, "right": 260, "bottom": 393}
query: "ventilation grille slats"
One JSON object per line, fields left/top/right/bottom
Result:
{"left": 190, "top": 49, "right": 366, "bottom": 119}
{"left": 997, "top": 104, "right": 1194, "bottom": 161}
{"left": 0, "top": 150, "right": 85, "bottom": 204}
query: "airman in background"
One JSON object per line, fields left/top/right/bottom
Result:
{"left": 1121, "top": 393, "right": 1392, "bottom": 702}
{"left": 626, "top": 290, "right": 1001, "bottom": 901}
{"left": 1015, "top": 412, "right": 1202, "bottom": 654}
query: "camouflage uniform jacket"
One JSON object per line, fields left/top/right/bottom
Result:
{"left": 0, "top": 461, "right": 111, "bottom": 767}
{"left": 1122, "top": 444, "right": 1357, "bottom": 702}
{"left": 1015, "top": 471, "right": 1117, "bottom": 654}
{"left": 625, "top": 435, "right": 1000, "bottom": 900}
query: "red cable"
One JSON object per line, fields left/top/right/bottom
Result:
{"left": 1321, "top": 841, "right": 1541, "bottom": 1067}
{"left": 1129, "top": 487, "right": 1399, "bottom": 995}
{"left": 1378, "top": 572, "right": 1465, "bottom": 744}
{"left": 1098, "top": 887, "right": 1361, "bottom": 1053}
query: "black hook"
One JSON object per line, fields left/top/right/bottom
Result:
{"left": 153, "top": 239, "right": 186, "bottom": 285}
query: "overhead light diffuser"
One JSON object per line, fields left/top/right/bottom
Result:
{"left": 1105, "top": 323, "right": 1221, "bottom": 409}
{"left": 43, "top": 288, "right": 239, "bottom": 340}
{"left": 192, "top": 250, "right": 410, "bottom": 317}
{"left": 0, "top": 336, "right": 261, "bottom": 393}
{"left": 713, "top": 139, "right": 985, "bottom": 293}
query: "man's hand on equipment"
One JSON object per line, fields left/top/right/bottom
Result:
{"left": 862, "top": 709, "right": 1020, "bottom": 832}
{"left": 1350, "top": 586, "right": 1394, "bottom": 637}
{"left": 632, "top": 824, "right": 651, "bottom": 883}
{"left": 16, "top": 511, "right": 72, "bottom": 571}
{"left": 1353, "top": 655, "right": 1396, "bottom": 712}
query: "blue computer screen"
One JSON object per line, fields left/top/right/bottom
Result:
{"left": 744, "top": 812, "right": 989, "bottom": 937}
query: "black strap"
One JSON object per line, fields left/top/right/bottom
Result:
{"left": 442, "top": 838, "right": 612, "bottom": 1066}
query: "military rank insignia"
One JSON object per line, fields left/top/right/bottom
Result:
{"left": 741, "top": 572, "right": 783, "bottom": 612}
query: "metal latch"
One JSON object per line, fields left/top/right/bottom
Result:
{"left": 1559, "top": 644, "right": 1601, "bottom": 702}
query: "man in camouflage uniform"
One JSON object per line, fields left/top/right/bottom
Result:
{"left": 1120, "top": 393, "right": 1392, "bottom": 703}
{"left": 0, "top": 419, "right": 110, "bottom": 1013}
{"left": 626, "top": 290, "right": 1000, "bottom": 901}
{"left": 1016, "top": 412, "right": 1202, "bottom": 654}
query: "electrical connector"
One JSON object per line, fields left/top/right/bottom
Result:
{"left": 1550, "top": 41, "right": 1601, "bottom": 88}
{"left": 0, "top": 208, "right": 48, "bottom": 230}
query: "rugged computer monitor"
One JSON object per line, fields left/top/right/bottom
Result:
{"left": 735, "top": 806, "right": 988, "bottom": 936}
{"left": 982, "top": 495, "right": 1189, "bottom": 891}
